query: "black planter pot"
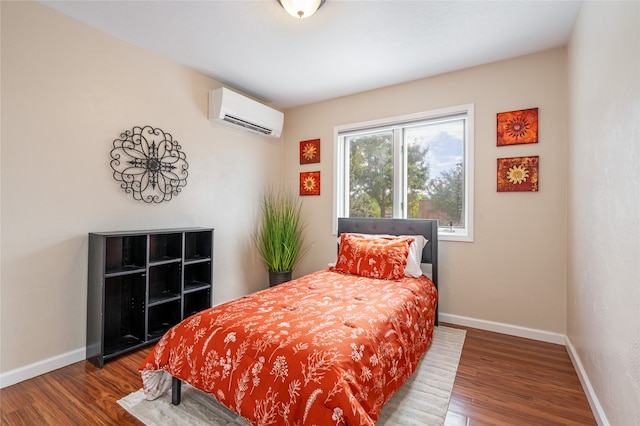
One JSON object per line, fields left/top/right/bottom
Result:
{"left": 269, "top": 270, "right": 292, "bottom": 287}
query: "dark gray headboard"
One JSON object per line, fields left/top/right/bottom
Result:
{"left": 337, "top": 218, "right": 438, "bottom": 290}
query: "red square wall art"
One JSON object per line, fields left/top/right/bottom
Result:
{"left": 299, "top": 139, "right": 320, "bottom": 164}
{"left": 497, "top": 108, "right": 538, "bottom": 146}
{"left": 497, "top": 156, "right": 539, "bottom": 192}
{"left": 299, "top": 171, "right": 320, "bottom": 196}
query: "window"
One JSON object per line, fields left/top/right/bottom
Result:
{"left": 334, "top": 104, "right": 474, "bottom": 241}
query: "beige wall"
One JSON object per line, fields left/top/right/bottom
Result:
{"left": 284, "top": 49, "right": 569, "bottom": 336}
{"left": 567, "top": 2, "right": 640, "bottom": 424}
{"left": 1, "top": 2, "right": 280, "bottom": 377}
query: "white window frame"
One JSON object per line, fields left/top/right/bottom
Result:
{"left": 333, "top": 103, "right": 474, "bottom": 242}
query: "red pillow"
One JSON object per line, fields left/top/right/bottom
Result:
{"left": 334, "top": 233, "right": 414, "bottom": 280}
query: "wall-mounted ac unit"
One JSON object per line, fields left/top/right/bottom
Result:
{"left": 208, "top": 87, "right": 284, "bottom": 138}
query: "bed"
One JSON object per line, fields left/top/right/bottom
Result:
{"left": 139, "top": 218, "right": 438, "bottom": 425}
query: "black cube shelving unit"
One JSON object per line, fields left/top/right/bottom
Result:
{"left": 87, "top": 228, "right": 214, "bottom": 368}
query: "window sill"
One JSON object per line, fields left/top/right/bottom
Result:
{"left": 438, "top": 229, "right": 473, "bottom": 242}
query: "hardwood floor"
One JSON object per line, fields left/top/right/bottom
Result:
{"left": 0, "top": 324, "right": 596, "bottom": 425}
{"left": 444, "top": 324, "right": 596, "bottom": 426}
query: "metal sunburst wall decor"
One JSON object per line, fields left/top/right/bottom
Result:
{"left": 110, "top": 125, "right": 188, "bottom": 203}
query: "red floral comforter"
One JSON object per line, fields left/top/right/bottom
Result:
{"left": 139, "top": 269, "right": 437, "bottom": 426}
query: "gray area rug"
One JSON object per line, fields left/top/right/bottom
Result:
{"left": 118, "top": 326, "right": 466, "bottom": 426}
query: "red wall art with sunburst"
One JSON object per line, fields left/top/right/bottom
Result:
{"left": 299, "top": 171, "right": 320, "bottom": 196}
{"left": 497, "top": 108, "right": 538, "bottom": 146}
{"left": 497, "top": 156, "right": 539, "bottom": 192}
{"left": 299, "top": 139, "right": 320, "bottom": 164}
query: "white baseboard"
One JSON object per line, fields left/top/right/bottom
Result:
{"left": 565, "top": 338, "right": 610, "bottom": 426}
{"left": 439, "top": 312, "right": 566, "bottom": 344}
{"left": 0, "top": 348, "right": 85, "bottom": 389}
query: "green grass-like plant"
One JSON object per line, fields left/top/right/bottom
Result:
{"left": 256, "top": 187, "right": 309, "bottom": 272}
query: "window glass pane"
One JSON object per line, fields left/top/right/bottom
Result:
{"left": 405, "top": 119, "right": 465, "bottom": 229}
{"left": 347, "top": 131, "right": 394, "bottom": 218}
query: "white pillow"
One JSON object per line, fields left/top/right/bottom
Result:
{"left": 404, "top": 235, "right": 428, "bottom": 277}
{"left": 329, "top": 233, "right": 428, "bottom": 278}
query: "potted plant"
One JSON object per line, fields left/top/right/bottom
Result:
{"left": 255, "top": 187, "right": 310, "bottom": 286}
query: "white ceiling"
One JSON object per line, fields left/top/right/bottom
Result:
{"left": 41, "top": 0, "right": 582, "bottom": 109}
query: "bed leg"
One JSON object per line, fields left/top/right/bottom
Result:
{"left": 171, "top": 377, "right": 182, "bottom": 405}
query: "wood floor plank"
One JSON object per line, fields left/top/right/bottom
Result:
{"left": 0, "top": 324, "right": 596, "bottom": 425}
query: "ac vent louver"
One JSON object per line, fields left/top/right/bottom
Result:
{"left": 222, "top": 115, "right": 273, "bottom": 135}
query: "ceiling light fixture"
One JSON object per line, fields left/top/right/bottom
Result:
{"left": 278, "top": 0, "right": 325, "bottom": 19}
